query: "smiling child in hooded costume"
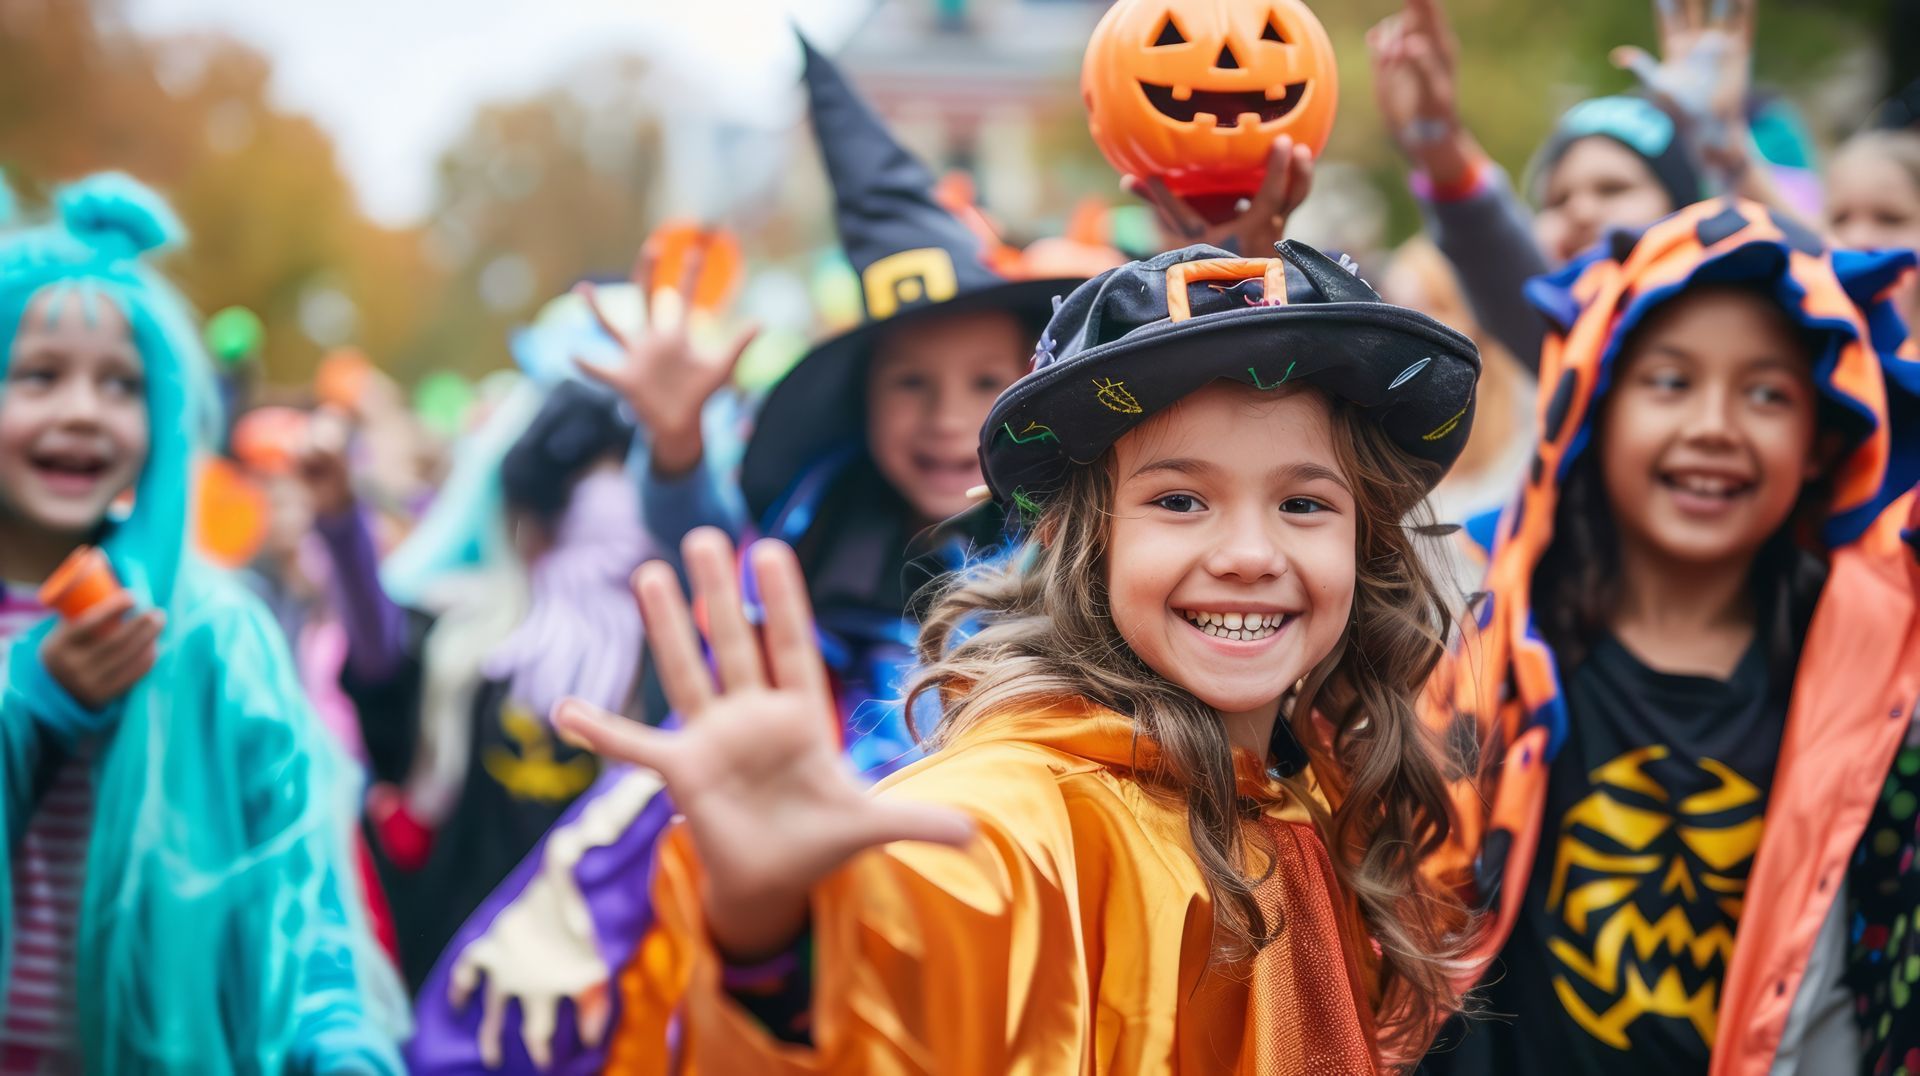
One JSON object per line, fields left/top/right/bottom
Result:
{"left": 0, "top": 173, "right": 405, "bottom": 1073}
{"left": 1423, "top": 199, "right": 1920, "bottom": 1075}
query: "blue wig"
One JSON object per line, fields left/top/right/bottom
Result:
{"left": 0, "top": 174, "right": 404, "bottom": 1073}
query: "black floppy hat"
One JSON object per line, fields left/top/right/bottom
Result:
{"left": 979, "top": 241, "right": 1481, "bottom": 509}
{"left": 737, "top": 36, "right": 1084, "bottom": 523}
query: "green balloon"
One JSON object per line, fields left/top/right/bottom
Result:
{"left": 206, "top": 306, "right": 265, "bottom": 367}
{"left": 413, "top": 371, "right": 475, "bottom": 436}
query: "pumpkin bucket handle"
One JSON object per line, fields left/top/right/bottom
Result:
{"left": 1164, "top": 257, "right": 1288, "bottom": 321}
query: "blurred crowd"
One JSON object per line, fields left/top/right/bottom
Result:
{"left": 2, "top": 0, "right": 1919, "bottom": 1073}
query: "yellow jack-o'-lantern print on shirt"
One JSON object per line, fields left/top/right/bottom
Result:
{"left": 484, "top": 702, "right": 597, "bottom": 803}
{"left": 1544, "top": 745, "right": 1765, "bottom": 1050}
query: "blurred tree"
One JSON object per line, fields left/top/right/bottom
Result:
{"left": 402, "top": 56, "right": 663, "bottom": 383}
{"left": 0, "top": 0, "right": 440, "bottom": 388}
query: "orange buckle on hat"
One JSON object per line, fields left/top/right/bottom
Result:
{"left": 1164, "top": 258, "right": 1288, "bottom": 323}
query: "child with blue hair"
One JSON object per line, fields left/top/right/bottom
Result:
{"left": 0, "top": 173, "right": 405, "bottom": 1074}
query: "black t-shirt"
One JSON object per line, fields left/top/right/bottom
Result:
{"left": 342, "top": 615, "right": 603, "bottom": 992}
{"left": 1426, "top": 636, "right": 1784, "bottom": 1076}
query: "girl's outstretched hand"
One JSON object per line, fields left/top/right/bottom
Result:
{"left": 552, "top": 528, "right": 973, "bottom": 961}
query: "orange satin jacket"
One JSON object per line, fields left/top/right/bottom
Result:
{"left": 604, "top": 697, "right": 1384, "bottom": 1074}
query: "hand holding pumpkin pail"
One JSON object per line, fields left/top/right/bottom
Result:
{"left": 38, "top": 545, "right": 125, "bottom": 621}
{"left": 1083, "top": 0, "right": 1338, "bottom": 221}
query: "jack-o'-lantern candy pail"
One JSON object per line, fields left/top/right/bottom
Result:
{"left": 1082, "top": 0, "right": 1338, "bottom": 206}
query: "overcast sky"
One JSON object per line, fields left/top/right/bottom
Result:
{"left": 122, "top": 0, "right": 869, "bottom": 225}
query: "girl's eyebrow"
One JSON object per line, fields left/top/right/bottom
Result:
{"left": 1640, "top": 342, "right": 1807, "bottom": 374}
{"left": 1638, "top": 342, "right": 1700, "bottom": 363}
{"left": 1128, "top": 457, "right": 1350, "bottom": 493}
{"left": 1279, "top": 461, "right": 1351, "bottom": 493}
{"left": 1128, "top": 456, "right": 1215, "bottom": 482}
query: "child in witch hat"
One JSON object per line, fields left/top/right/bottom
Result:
{"left": 582, "top": 35, "right": 1080, "bottom": 632}
{"left": 403, "top": 37, "right": 1091, "bottom": 1075}
{"left": 556, "top": 238, "right": 1483, "bottom": 1071}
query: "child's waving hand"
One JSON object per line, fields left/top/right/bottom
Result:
{"left": 575, "top": 238, "right": 757, "bottom": 478}
{"left": 552, "top": 528, "right": 974, "bottom": 962}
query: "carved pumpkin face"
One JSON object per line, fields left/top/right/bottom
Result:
{"left": 1082, "top": 0, "right": 1339, "bottom": 201}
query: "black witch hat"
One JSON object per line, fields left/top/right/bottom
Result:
{"left": 737, "top": 35, "right": 1084, "bottom": 523}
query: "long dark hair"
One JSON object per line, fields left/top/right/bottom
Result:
{"left": 908, "top": 390, "right": 1471, "bottom": 1063}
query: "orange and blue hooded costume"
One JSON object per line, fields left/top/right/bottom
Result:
{"left": 1431, "top": 198, "right": 1920, "bottom": 1075}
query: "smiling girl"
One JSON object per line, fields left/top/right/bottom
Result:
{"left": 1426, "top": 199, "right": 1920, "bottom": 1075}
{"left": 553, "top": 242, "right": 1483, "bottom": 1072}
{"left": 0, "top": 174, "right": 403, "bottom": 1074}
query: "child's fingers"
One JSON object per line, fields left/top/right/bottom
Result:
{"left": 553, "top": 698, "right": 679, "bottom": 773}
{"left": 682, "top": 529, "right": 766, "bottom": 694}
{"left": 577, "top": 284, "right": 633, "bottom": 354}
{"left": 1246, "top": 136, "right": 1298, "bottom": 220}
{"left": 632, "top": 242, "right": 662, "bottom": 300}
{"left": 1610, "top": 45, "right": 1662, "bottom": 91}
{"left": 1146, "top": 176, "right": 1207, "bottom": 239}
{"left": 678, "top": 235, "right": 709, "bottom": 300}
{"left": 632, "top": 561, "right": 715, "bottom": 719}
{"left": 94, "top": 612, "right": 162, "bottom": 669}
{"left": 90, "top": 611, "right": 163, "bottom": 668}
{"left": 574, "top": 356, "right": 626, "bottom": 392}
{"left": 1282, "top": 142, "right": 1316, "bottom": 218}
{"left": 90, "top": 643, "right": 159, "bottom": 702}
{"left": 1654, "top": 0, "right": 1686, "bottom": 39}
{"left": 749, "top": 541, "right": 831, "bottom": 708}
{"left": 62, "top": 591, "right": 137, "bottom": 643}
{"left": 851, "top": 799, "right": 976, "bottom": 854}
{"left": 719, "top": 324, "right": 760, "bottom": 379}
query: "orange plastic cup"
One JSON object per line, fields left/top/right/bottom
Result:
{"left": 645, "top": 221, "right": 743, "bottom": 313}
{"left": 38, "top": 546, "right": 123, "bottom": 621}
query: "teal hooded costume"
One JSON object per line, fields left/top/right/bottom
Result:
{"left": 0, "top": 174, "right": 405, "bottom": 1073}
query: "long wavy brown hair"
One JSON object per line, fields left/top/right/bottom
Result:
{"left": 906, "top": 387, "right": 1473, "bottom": 1065}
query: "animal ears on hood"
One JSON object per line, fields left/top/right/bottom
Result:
{"left": 54, "top": 172, "right": 182, "bottom": 262}
{"left": 1524, "top": 200, "right": 1918, "bottom": 341}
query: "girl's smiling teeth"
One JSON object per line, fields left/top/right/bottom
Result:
{"left": 1657, "top": 469, "right": 1754, "bottom": 500}
{"left": 29, "top": 446, "right": 112, "bottom": 491}
{"left": 1179, "top": 608, "right": 1292, "bottom": 641}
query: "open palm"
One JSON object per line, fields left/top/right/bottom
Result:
{"left": 553, "top": 529, "right": 972, "bottom": 960}
{"left": 575, "top": 237, "right": 757, "bottom": 475}
{"left": 1612, "top": 0, "right": 1753, "bottom": 167}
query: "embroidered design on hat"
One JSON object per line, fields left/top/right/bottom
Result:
{"left": 1248, "top": 362, "right": 1295, "bottom": 390}
{"left": 1389, "top": 357, "right": 1433, "bottom": 390}
{"left": 1093, "top": 378, "right": 1143, "bottom": 414}
{"left": 1002, "top": 421, "right": 1058, "bottom": 445}
{"left": 1423, "top": 402, "right": 1471, "bottom": 442}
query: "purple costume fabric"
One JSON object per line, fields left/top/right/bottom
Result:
{"left": 315, "top": 506, "right": 409, "bottom": 685}
{"left": 404, "top": 762, "right": 680, "bottom": 1075}
{"left": 404, "top": 651, "right": 923, "bottom": 1075}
